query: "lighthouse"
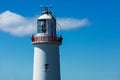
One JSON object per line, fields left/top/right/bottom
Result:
{"left": 31, "top": 6, "right": 63, "bottom": 80}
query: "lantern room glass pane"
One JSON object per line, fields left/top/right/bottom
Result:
{"left": 37, "top": 20, "right": 47, "bottom": 33}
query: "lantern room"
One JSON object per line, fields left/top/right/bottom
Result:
{"left": 32, "top": 6, "right": 62, "bottom": 44}
{"left": 37, "top": 6, "right": 56, "bottom": 37}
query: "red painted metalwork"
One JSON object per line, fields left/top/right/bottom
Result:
{"left": 31, "top": 35, "right": 62, "bottom": 43}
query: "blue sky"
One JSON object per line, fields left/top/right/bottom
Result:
{"left": 0, "top": 0, "right": 120, "bottom": 80}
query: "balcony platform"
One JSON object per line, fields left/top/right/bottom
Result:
{"left": 31, "top": 35, "right": 62, "bottom": 45}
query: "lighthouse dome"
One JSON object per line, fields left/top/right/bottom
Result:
{"left": 38, "top": 13, "right": 52, "bottom": 20}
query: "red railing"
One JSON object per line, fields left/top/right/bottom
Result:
{"left": 31, "top": 35, "right": 62, "bottom": 43}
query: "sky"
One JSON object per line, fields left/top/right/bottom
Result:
{"left": 0, "top": 0, "right": 120, "bottom": 80}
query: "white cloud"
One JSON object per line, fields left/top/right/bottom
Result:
{"left": 0, "top": 10, "right": 37, "bottom": 36}
{"left": 57, "top": 18, "right": 90, "bottom": 30}
{"left": 0, "top": 11, "right": 90, "bottom": 36}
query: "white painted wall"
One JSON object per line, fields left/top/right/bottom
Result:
{"left": 33, "top": 44, "right": 61, "bottom": 80}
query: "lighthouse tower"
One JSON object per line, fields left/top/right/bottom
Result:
{"left": 31, "top": 6, "right": 62, "bottom": 80}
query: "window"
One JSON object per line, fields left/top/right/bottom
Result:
{"left": 37, "top": 21, "right": 41, "bottom": 33}
{"left": 41, "top": 20, "right": 46, "bottom": 33}
{"left": 37, "top": 20, "right": 47, "bottom": 33}
{"left": 45, "top": 64, "right": 49, "bottom": 70}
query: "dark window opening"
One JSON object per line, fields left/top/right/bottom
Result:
{"left": 45, "top": 64, "right": 49, "bottom": 70}
{"left": 41, "top": 20, "right": 46, "bottom": 33}
{"left": 37, "top": 20, "right": 47, "bottom": 33}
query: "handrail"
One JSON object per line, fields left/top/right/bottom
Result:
{"left": 31, "top": 35, "right": 62, "bottom": 43}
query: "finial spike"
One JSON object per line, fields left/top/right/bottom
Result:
{"left": 40, "top": 5, "right": 53, "bottom": 14}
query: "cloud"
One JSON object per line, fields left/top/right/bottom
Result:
{"left": 0, "top": 11, "right": 90, "bottom": 36}
{"left": 57, "top": 18, "right": 90, "bottom": 30}
{"left": 0, "top": 10, "right": 37, "bottom": 36}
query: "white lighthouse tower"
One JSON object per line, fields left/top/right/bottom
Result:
{"left": 31, "top": 6, "right": 63, "bottom": 80}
